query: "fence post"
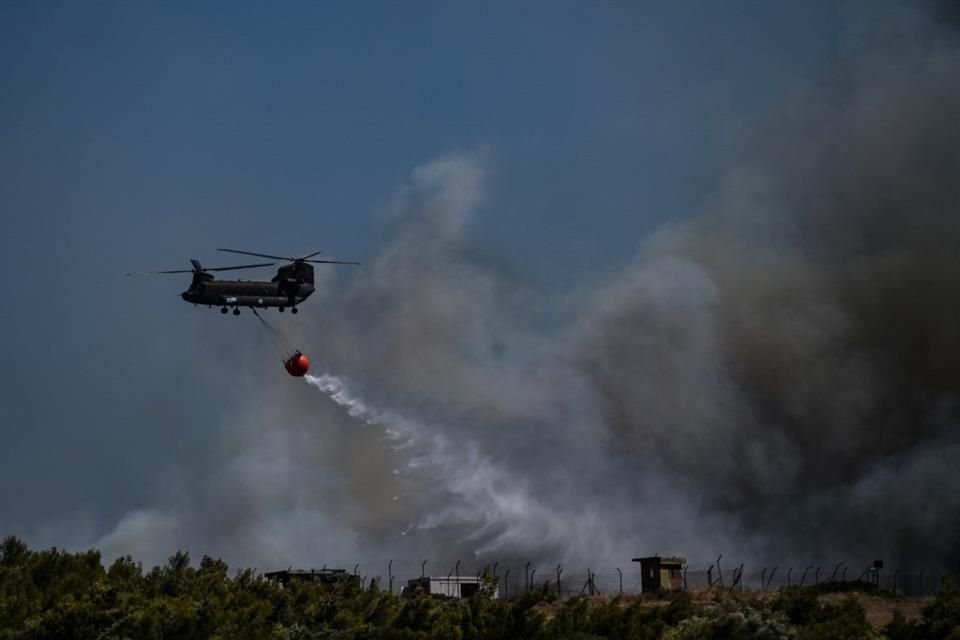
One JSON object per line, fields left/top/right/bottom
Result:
{"left": 388, "top": 560, "right": 394, "bottom": 595}
{"left": 707, "top": 565, "right": 714, "bottom": 588}
{"left": 504, "top": 570, "right": 510, "bottom": 599}
{"left": 767, "top": 567, "right": 779, "bottom": 591}
{"left": 683, "top": 566, "right": 688, "bottom": 591}
{"left": 842, "top": 567, "right": 848, "bottom": 581}
{"left": 581, "top": 569, "right": 597, "bottom": 596}
{"left": 557, "top": 565, "right": 563, "bottom": 597}
{"left": 525, "top": 562, "right": 531, "bottom": 592}
{"left": 762, "top": 568, "right": 767, "bottom": 592}
{"left": 815, "top": 566, "right": 820, "bottom": 585}
{"left": 354, "top": 563, "right": 360, "bottom": 576}
{"left": 830, "top": 562, "right": 844, "bottom": 582}
{"left": 421, "top": 560, "right": 427, "bottom": 578}
{"left": 730, "top": 564, "right": 743, "bottom": 592}
{"left": 787, "top": 568, "right": 793, "bottom": 586}
{"left": 800, "top": 566, "right": 812, "bottom": 587}
{"left": 455, "top": 560, "right": 460, "bottom": 582}
{"left": 717, "top": 555, "right": 724, "bottom": 588}
{"left": 617, "top": 567, "right": 623, "bottom": 594}
{"left": 530, "top": 569, "right": 537, "bottom": 591}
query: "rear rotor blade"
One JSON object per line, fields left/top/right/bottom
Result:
{"left": 203, "top": 262, "right": 276, "bottom": 272}
{"left": 304, "top": 259, "right": 360, "bottom": 265}
{"left": 217, "top": 248, "right": 292, "bottom": 261}
{"left": 299, "top": 250, "right": 324, "bottom": 260}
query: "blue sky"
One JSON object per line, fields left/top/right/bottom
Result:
{"left": 0, "top": 2, "right": 841, "bottom": 557}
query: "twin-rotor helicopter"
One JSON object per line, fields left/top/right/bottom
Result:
{"left": 127, "top": 248, "right": 359, "bottom": 315}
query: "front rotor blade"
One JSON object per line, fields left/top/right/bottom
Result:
{"left": 203, "top": 262, "right": 276, "bottom": 272}
{"left": 299, "top": 250, "right": 324, "bottom": 260}
{"left": 304, "top": 259, "right": 360, "bottom": 266}
{"left": 125, "top": 269, "right": 196, "bottom": 276}
{"left": 217, "top": 248, "right": 292, "bottom": 261}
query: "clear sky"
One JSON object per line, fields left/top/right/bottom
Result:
{"left": 0, "top": 2, "right": 841, "bottom": 559}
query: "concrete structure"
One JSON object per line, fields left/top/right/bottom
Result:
{"left": 402, "top": 576, "right": 498, "bottom": 599}
{"left": 632, "top": 556, "right": 686, "bottom": 593}
{"left": 264, "top": 569, "right": 361, "bottom": 589}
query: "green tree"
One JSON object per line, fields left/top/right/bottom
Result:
{"left": 796, "top": 597, "right": 874, "bottom": 640}
{"left": 917, "top": 579, "right": 960, "bottom": 640}
{"left": 884, "top": 609, "right": 917, "bottom": 640}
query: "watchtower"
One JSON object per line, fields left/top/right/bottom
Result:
{"left": 632, "top": 556, "right": 686, "bottom": 593}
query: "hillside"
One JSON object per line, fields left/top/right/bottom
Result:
{"left": 3, "top": 537, "right": 960, "bottom": 639}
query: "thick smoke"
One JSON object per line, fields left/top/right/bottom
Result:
{"left": 99, "top": 3, "right": 960, "bottom": 571}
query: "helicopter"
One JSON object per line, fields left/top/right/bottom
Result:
{"left": 127, "top": 248, "right": 359, "bottom": 315}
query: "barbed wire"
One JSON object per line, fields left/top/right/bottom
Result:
{"left": 262, "top": 559, "right": 958, "bottom": 599}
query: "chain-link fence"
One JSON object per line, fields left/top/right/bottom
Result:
{"left": 282, "top": 559, "right": 956, "bottom": 599}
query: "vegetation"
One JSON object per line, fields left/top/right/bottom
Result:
{"left": 1, "top": 536, "right": 959, "bottom": 639}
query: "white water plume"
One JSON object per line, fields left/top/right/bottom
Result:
{"left": 303, "top": 372, "right": 492, "bottom": 518}
{"left": 304, "top": 373, "right": 432, "bottom": 447}
{"left": 303, "top": 372, "right": 593, "bottom": 560}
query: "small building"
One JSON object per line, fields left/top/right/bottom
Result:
{"left": 264, "top": 569, "right": 361, "bottom": 589}
{"left": 632, "top": 556, "right": 686, "bottom": 593}
{"left": 402, "top": 576, "right": 497, "bottom": 599}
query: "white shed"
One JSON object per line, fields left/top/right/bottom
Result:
{"left": 402, "top": 576, "right": 498, "bottom": 599}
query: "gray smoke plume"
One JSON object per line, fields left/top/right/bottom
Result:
{"left": 98, "top": 2, "right": 960, "bottom": 571}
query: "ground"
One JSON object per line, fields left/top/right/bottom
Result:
{"left": 532, "top": 587, "right": 933, "bottom": 632}
{"left": 817, "top": 591, "right": 932, "bottom": 629}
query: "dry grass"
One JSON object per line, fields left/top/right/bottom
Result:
{"left": 817, "top": 591, "right": 932, "bottom": 630}
{"left": 530, "top": 587, "right": 932, "bottom": 631}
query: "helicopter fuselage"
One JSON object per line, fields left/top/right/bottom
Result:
{"left": 181, "top": 278, "right": 315, "bottom": 310}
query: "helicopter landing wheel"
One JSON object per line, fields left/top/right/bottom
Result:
{"left": 278, "top": 306, "right": 285, "bottom": 312}
{"left": 220, "top": 307, "right": 228, "bottom": 314}
{"left": 291, "top": 307, "right": 298, "bottom": 314}
{"left": 232, "top": 308, "right": 240, "bottom": 316}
